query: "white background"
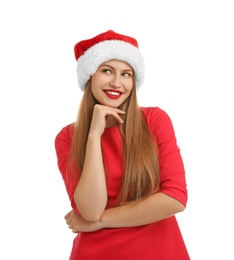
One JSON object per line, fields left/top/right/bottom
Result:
{"left": 0, "top": 1, "right": 233, "bottom": 259}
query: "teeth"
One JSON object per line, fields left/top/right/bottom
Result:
{"left": 107, "top": 91, "right": 120, "bottom": 96}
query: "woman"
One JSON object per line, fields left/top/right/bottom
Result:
{"left": 55, "top": 30, "right": 190, "bottom": 259}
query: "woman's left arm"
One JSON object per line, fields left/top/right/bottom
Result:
{"left": 100, "top": 192, "right": 185, "bottom": 228}
{"left": 65, "top": 192, "right": 185, "bottom": 232}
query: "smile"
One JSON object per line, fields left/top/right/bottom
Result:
{"left": 104, "top": 90, "right": 123, "bottom": 99}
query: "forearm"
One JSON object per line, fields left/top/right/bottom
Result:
{"left": 100, "top": 192, "right": 185, "bottom": 228}
{"left": 74, "top": 133, "right": 107, "bottom": 221}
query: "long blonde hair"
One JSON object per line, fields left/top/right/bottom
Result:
{"left": 69, "top": 79, "right": 160, "bottom": 205}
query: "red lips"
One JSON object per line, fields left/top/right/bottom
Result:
{"left": 104, "top": 90, "right": 123, "bottom": 99}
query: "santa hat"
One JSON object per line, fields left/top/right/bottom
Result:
{"left": 74, "top": 30, "right": 145, "bottom": 91}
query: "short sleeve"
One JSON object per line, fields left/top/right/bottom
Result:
{"left": 144, "top": 107, "right": 188, "bottom": 206}
{"left": 54, "top": 124, "right": 80, "bottom": 213}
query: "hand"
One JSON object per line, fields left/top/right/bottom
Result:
{"left": 89, "top": 104, "right": 125, "bottom": 136}
{"left": 64, "top": 210, "right": 103, "bottom": 233}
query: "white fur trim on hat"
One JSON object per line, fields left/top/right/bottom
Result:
{"left": 77, "top": 40, "right": 145, "bottom": 91}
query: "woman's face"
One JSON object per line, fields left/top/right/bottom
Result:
{"left": 91, "top": 60, "right": 134, "bottom": 108}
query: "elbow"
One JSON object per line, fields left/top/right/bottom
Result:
{"left": 164, "top": 194, "right": 186, "bottom": 215}
{"left": 81, "top": 211, "right": 103, "bottom": 222}
{"left": 177, "top": 202, "right": 186, "bottom": 213}
{"left": 74, "top": 191, "right": 107, "bottom": 222}
{"left": 74, "top": 199, "right": 105, "bottom": 222}
{"left": 173, "top": 199, "right": 186, "bottom": 214}
{"left": 163, "top": 192, "right": 187, "bottom": 214}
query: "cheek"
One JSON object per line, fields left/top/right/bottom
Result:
{"left": 91, "top": 75, "right": 107, "bottom": 91}
{"left": 126, "top": 81, "right": 134, "bottom": 92}
{"left": 91, "top": 84, "right": 99, "bottom": 99}
{"left": 92, "top": 73, "right": 105, "bottom": 83}
{"left": 90, "top": 75, "right": 101, "bottom": 93}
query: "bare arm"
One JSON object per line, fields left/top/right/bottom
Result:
{"left": 73, "top": 105, "right": 125, "bottom": 222}
{"left": 66, "top": 192, "right": 185, "bottom": 233}
{"left": 100, "top": 192, "right": 185, "bottom": 228}
{"left": 74, "top": 132, "right": 107, "bottom": 221}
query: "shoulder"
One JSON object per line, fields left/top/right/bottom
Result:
{"left": 141, "top": 106, "right": 172, "bottom": 126}
{"left": 140, "top": 106, "right": 176, "bottom": 141}
{"left": 55, "top": 123, "right": 75, "bottom": 150}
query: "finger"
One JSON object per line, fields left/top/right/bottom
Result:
{"left": 65, "top": 215, "right": 72, "bottom": 225}
{"left": 115, "top": 108, "right": 126, "bottom": 114}
{"left": 108, "top": 108, "right": 125, "bottom": 121}
{"left": 95, "top": 105, "right": 125, "bottom": 117}
{"left": 68, "top": 223, "right": 73, "bottom": 229}
{"left": 111, "top": 112, "right": 125, "bottom": 123}
{"left": 66, "top": 219, "right": 71, "bottom": 225}
{"left": 64, "top": 210, "right": 72, "bottom": 220}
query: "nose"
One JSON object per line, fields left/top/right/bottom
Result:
{"left": 109, "top": 74, "right": 122, "bottom": 88}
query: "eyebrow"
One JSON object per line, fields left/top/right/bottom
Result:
{"left": 100, "top": 64, "right": 133, "bottom": 72}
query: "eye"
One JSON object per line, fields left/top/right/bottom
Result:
{"left": 122, "top": 72, "right": 132, "bottom": 77}
{"left": 102, "top": 69, "right": 111, "bottom": 74}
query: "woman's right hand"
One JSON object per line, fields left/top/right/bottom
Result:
{"left": 89, "top": 104, "right": 125, "bottom": 136}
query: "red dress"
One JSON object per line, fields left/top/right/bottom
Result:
{"left": 55, "top": 107, "right": 190, "bottom": 260}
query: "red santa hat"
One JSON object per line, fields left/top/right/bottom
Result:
{"left": 74, "top": 30, "right": 145, "bottom": 91}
